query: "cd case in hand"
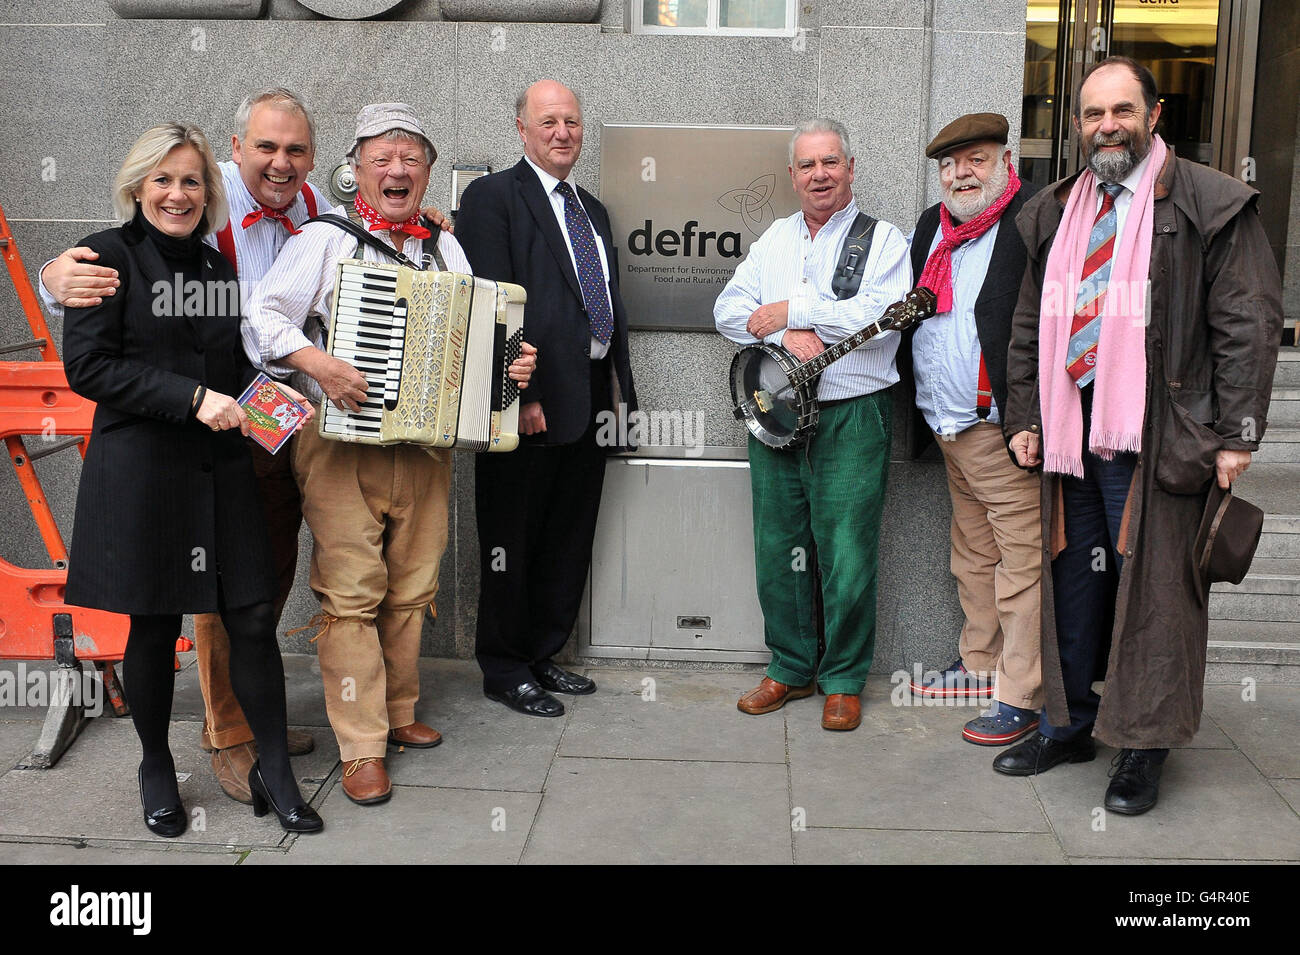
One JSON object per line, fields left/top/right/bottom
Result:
{"left": 236, "top": 373, "right": 309, "bottom": 455}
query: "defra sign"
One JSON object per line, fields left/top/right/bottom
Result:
{"left": 600, "top": 124, "right": 799, "bottom": 330}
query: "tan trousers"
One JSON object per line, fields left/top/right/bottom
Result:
{"left": 292, "top": 422, "right": 451, "bottom": 762}
{"left": 936, "top": 422, "right": 1043, "bottom": 709}
{"left": 197, "top": 436, "right": 303, "bottom": 750}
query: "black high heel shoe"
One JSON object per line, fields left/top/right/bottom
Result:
{"left": 248, "top": 761, "right": 324, "bottom": 833}
{"left": 138, "top": 764, "right": 187, "bottom": 838}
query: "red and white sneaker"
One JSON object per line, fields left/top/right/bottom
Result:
{"left": 962, "top": 701, "right": 1040, "bottom": 746}
{"left": 908, "top": 659, "right": 995, "bottom": 699}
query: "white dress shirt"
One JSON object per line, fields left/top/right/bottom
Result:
{"left": 714, "top": 200, "right": 912, "bottom": 400}
{"left": 523, "top": 154, "right": 611, "bottom": 360}
{"left": 241, "top": 201, "right": 471, "bottom": 403}
{"left": 1101, "top": 147, "right": 1153, "bottom": 247}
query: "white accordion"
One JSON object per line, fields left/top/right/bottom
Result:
{"left": 319, "top": 259, "right": 526, "bottom": 452}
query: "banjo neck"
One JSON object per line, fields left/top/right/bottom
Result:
{"left": 786, "top": 314, "right": 895, "bottom": 389}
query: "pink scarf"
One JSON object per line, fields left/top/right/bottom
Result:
{"left": 1038, "top": 134, "right": 1166, "bottom": 477}
{"left": 919, "top": 163, "right": 1022, "bottom": 314}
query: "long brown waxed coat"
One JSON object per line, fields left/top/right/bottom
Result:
{"left": 1004, "top": 147, "right": 1283, "bottom": 748}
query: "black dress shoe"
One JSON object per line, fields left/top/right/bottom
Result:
{"left": 485, "top": 681, "right": 565, "bottom": 717}
{"left": 138, "top": 764, "right": 187, "bottom": 839}
{"left": 992, "top": 731, "right": 1096, "bottom": 777}
{"left": 1104, "top": 748, "right": 1168, "bottom": 815}
{"left": 533, "top": 661, "right": 596, "bottom": 696}
{"left": 248, "top": 760, "right": 324, "bottom": 833}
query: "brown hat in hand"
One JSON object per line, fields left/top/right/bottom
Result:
{"left": 926, "top": 112, "right": 1010, "bottom": 159}
{"left": 1194, "top": 483, "right": 1264, "bottom": 589}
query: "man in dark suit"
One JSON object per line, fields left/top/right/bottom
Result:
{"left": 455, "top": 79, "right": 638, "bottom": 717}
{"left": 898, "top": 113, "right": 1044, "bottom": 746}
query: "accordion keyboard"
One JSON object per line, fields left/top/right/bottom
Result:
{"left": 320, "top": 265, "right": 406, "bottom": 440}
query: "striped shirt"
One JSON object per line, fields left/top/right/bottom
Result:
{"left": 714, "top": 200, "right": 912, "bottom": 400}
{"left": 38, "top": 160, "right": 329, "bottom": 320}
{"left": 241, "top": 201, "right": 472, "bottom": 404}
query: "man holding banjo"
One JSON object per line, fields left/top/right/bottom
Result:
{"left": 715, "top": 118, "right": 912, "bottom": 732}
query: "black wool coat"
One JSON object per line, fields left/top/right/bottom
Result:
{"left": 62, "top": 216, "right": 274, "bottom": 615}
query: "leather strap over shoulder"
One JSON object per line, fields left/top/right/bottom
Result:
{"left": 307, "top": 212, "right": 441, "bottom": 271}
{"left": 832, "top": 212, "right": 878, "bottom": 301}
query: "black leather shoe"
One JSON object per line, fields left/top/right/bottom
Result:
{"left": 138, "top": 764, "right": 187, "bottom": 839}
{"left": 486, "top": 681, "right": 565, "bottom": 717}
{"left": 992, "top": 731, "right": 1096, "bottom": 776}
{"left": 1104, "top": 748, "right": 1168, "bottom": 815}
{"left": 533, "top": 661, "right": 596, "bottom": 696}
{"left": 248, "top": 760, "right": 324, "bottom": 833}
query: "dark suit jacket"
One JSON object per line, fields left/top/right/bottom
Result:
{"left": 62, "top": 215, "right": 273, "bottom": 615}
{"left": 898, "top": 181, "right": 1036, "bottom": 460}
{"left": 454, "top": 157, "right": 638, "bottom": 447}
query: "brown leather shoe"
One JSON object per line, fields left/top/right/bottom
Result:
{"left": 211, "top": 742, "right": 257, "bottom": 804}
{"left": 388, "top": 721, "right": 443, "bottom": 749}
{"left": 737, "top": 677, "right": 815, "bottom": 715}
{"left": 286, "top": 728, "right": 315, "bottom": 756}
{"left": 340, "top": 757, "right": 392, "bottom": 805}
{"left": 822, "top": 694, "right": 861, "bottom": 731}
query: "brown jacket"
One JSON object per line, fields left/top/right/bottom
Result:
{"left": 1004, "top": 148, "right": 1283, "bottom": 747}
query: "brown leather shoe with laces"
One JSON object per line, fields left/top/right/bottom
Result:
{"left": 388, "top": 721, "right": 443, "bottom": 749}
{"left": 340, "top": 757, "right": 392, "bottom": 805}
{"left": 737, "top": 677, "right": 815, "bottom": 715}
{"left": 821, "top": 694, "right": 861, "bottom": 731}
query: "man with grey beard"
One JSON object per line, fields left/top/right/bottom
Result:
{"left": 900, "top": 112, "right": 1044, "bottom": 747}
{"left": 1000, "top": 57, "right": 1281, "bottom": 814}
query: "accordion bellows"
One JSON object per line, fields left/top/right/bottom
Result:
{"left": 321, "top": 259, "right": 525, "bottom": 452}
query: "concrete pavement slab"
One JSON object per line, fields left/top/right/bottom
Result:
{"left": 559, "top": 668, "right": 786, "bottom": 763}
{"left": 787, "top": 679, "right": 1049, "bottom": 832}
{"left": 0, "top": 719, "right": 45, "bottom": 771}
{"left": 383, "top": 659, "right": 565, "bottom": 793}
{"left": 243, "top": 784, "right": 539, "bottom": 865}
{"left": 0, "top": 718, "right": 337, "bottom": 849}
{"left": 1202, "top": 683, "right": 1300, "bottom": 778}
{"left": 1272, "top": 779, "right": 1300, "bottom": 816}
{"left": 0, "top": 841, "right": 239, "bottom": 864}
{"left": 795, "top": 828, "right": 1067, "bottom": 864}
{"left": 522, "top": 756, "right": 792, "bottom": 864}
{"left": 1033, "top": 748, "right": 1300, "bottom": 861}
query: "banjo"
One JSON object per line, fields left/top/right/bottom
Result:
{"left": 729, "top": 286, "right": 938, "bottom": 450}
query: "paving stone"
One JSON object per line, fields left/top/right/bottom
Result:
{"left": 0, "top": 718, "right": 337, "bottom": 849}
{"left": 0, "top": 841, "right": 239, "bottom": 864}
{"left": 522, "top": 756, "right": 791, "bottom": 864}
{"left": 787, "top": 679, "right": 1048, "bottom": 832}
{"left": 1033, "top": 748, "right": 1300, "bottom": 861}
{"left": 243, "top": 783, "right": 538, "bottom": 864}
{"left": 558, "top": 668, "right": 786, "bottom": 763}
{"left": 1202, "top": 683, "right": 1300, "bottom": 778}
{"left": 796, "top": 828, "right": 1067, "bottom": 864}
{"left": 0, "top": 720, "right": 45, "bottom": 772}
{"left": 1272, "top": 779, "right": 1300, "bottom": 817}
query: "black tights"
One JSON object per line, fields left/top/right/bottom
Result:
{"left": 126, "top": 592, "right": 301, "bottom": 811}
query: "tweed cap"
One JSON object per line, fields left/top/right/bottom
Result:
{"left": 926, "top": 112, "right": 1009, "bottom": 159}
{"left": 348, "top": 103, "right": 436, "bottom": 163}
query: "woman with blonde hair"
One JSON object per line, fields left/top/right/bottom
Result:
{"left": 62, "top": 122, "right": 322, "bottom": 837}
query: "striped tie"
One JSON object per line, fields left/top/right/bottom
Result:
{"left": 555, "top": 181, "right": 614, "bottom": 345}
{"left": 1065, "top": 182, "right": 1124, "bottom": 387}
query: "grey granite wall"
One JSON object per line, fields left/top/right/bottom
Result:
{"left": 0, "top": 1, "right": 1027, "bottom": 674}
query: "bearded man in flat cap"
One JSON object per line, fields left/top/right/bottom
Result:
{"left": 899, "top": 112, "right": 1044, "bottom": 747}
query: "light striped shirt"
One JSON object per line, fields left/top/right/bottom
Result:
{"left": 241, "top": 201, "right": 471, "bottom": 403}
{"left": 38, "top": 160, "right": 329, "bottom": 320}
{"left": 714, "top": 200, "right": 912, "bottom": 400}
{"left": 523, "top": 154, "right": 611, "bottom": 360}
{"left": 909, "top": 219, "right": 1002, "bottom": 435}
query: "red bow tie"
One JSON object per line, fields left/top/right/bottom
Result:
{"left": 354, "top": 194, "right": 431, "bottom": 240}
{"left": 242, "top": 204, "right": 300, "bottom": 235}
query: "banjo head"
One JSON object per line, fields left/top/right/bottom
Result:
{"left": 729, "top": 344, "right": 818, "bottom": 450}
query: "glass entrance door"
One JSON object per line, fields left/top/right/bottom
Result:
{"left": 1021, "top": 0, "right": 1257, "bottom": 189}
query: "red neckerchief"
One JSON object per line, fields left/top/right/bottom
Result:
{"left": 242, "top": 202, "right": 300, "bottom": 235}
{"left": 918, "top": 163, "right": 1021, "bottom": 314}
{"left": 354, "top": 193, "right": 431, "bottom": 240}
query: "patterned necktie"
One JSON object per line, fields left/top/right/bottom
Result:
{"left": 1065, "top": 182, "right": 1124, "bottom": 387}
{"left": 555, "top": 181, "right": 613, "bottom": 345}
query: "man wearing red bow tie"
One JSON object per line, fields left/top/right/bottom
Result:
{"left": 243, "top": 103, "right": 535, "bottom": 806}
{"left": 39, "top": 88, "right": 331, "bottom": 804}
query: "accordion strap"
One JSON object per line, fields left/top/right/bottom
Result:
{"left": 307, "top": 208, "right": 447, "bottom": 271}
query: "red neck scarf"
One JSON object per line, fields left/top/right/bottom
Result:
{"left": 242, "top": 202, "right": 300, "bottom": 235}
{"left": 918, "top": 163, "right": 1021, "bottom": 314}
{"left": 354, "top": 193, "right": 430, "bottom": 240}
